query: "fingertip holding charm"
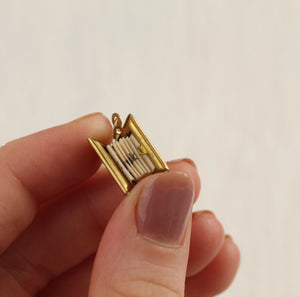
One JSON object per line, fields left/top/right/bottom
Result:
{"left": 88, "top": 113, "right": 169, "bottom": 194}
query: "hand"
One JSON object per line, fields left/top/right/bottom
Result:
{"left": 0, "top": 113, "right": 240, "bottom": 297}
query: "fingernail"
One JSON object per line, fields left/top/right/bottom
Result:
{"left": 171, "top": 158, "right": 197, "bottom": 169}
{"left": 201, "top": 210, "right": 216, "bottom": 217}
{"left": 137, "top": 172, "right": 194, "bottom": 246}
{"left": 72, "top": 112, "right": 102, "bottom": 122}
{"left": 225, "top": 234, "right": 233, "bottom": 241}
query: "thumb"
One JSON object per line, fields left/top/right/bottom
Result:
{"left": 89, "top": 171, "right": 195, "bottom": 297}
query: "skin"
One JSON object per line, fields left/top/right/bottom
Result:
{"left": 0, "top": 113, "right": 240, "bottom": 297}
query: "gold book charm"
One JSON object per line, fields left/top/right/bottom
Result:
{"left": 88, "top": 113, "right": 169, "bottom": 194}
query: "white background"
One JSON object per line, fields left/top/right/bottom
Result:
{"left": 0, "top": 1, "right": 299, "bottom": 296}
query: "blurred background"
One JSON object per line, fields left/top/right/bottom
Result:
{"left": 0, "top": 1, "right": 299, "bottom": 296}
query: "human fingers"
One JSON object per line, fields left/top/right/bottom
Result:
{"left": 36, "top": 256, "right": 94, "bottom": 297}
{"left": 36, "top": 210, "right": 225, "bottom": 297}
{"left": 187, "top": 210, "right": 225, "bottom": 277}
{"left": 89, "top": 172, "right": 194, "bottom": 297}
{"left": 0, "top": 160, "right": 199, "bottom": 295}
{"left": 0, "top": 113, "right": 112, "bottom": 254}
{"left": 185, "top": 236, "right": 240, "bottom": 297}
{"left": 37, "top": 238, "right": 239, "bottom": 297}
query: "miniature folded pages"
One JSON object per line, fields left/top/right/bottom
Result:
{"left": 88, "top": 113, "right": 169, "bottom": 194}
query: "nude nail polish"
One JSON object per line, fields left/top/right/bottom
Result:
{"left": 137, "top": 172, "right": 194, "bottom": 246}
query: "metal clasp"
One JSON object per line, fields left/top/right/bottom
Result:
{"left": 112, "top": 113, "right": 122, "bottom": 140}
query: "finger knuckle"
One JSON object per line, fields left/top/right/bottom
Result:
{"left": 108, "top": 277, "right": 183, "bottom": 297}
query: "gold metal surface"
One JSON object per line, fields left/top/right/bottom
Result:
{"left": 88, "top": 137, "right": 133, "bottom": 193}
{"left": 88, "top": 113, "right": 169, "bottom": 194}
{"left": 112, "top": 113, "right": 122, "bottom": 141}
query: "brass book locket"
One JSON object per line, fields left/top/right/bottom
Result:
{"left": 88, "top": 113, "right": 169, "bottom": 194}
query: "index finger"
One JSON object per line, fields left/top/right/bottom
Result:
{"left": 0, "top": 113, "right": 112, "bottom": 254}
